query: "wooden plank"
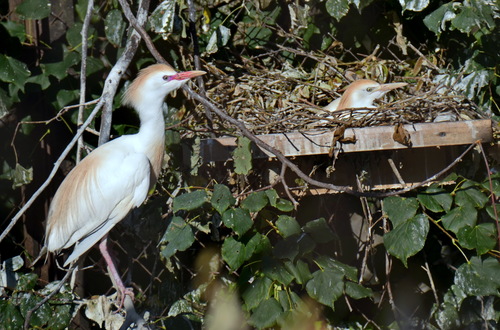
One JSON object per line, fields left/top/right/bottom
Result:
{"left": 200, "top": 119, "right": 492, "bottom": 162}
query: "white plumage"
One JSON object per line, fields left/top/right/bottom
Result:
{"left": 44, "top": 63, "right": 205, "bottom": 298}
{"left": 324, "top": 79, "right": 407, "bottom": 111}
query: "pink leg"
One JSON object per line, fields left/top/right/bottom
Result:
{"left": 99, "top": 235, "right": 134, "bottom": 308}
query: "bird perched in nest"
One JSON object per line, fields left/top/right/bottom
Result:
{"left": 324, "top": 79, "right": 407, "bottom": 111}
{"left": 43, "top": 63, "right": 205, "bottom": 304}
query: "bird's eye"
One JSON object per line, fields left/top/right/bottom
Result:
{"left": 162, "top": 75, "right": 172, "bottom": 81}
{"left": 366, "top": 87, "right": 374, "bottom": 92}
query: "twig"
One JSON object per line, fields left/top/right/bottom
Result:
{"left": 356, "top": 175, "right": 373, "bottom": 284}
{"left": 421, "top": 259, "right": 439, "bottom": 305}
{"left": 383, "top": 218, "right": 402, "bottom": 328}
{"left": 118, "top": 0, "right": 163, "bottom": 63}
{"left": 24, "top": 264, "right": 78, "bottom": 329}
{"left": 408, "top": 42, "right": 439, "bottom": 71}
{"left": 387, "top": 158, "right": 406, "bottom": 187}
{"left": 280, "top": 163, "right": 299, "bottom": 208}
{"left": 76, "top": 0, "right": 94, "bottom": 163}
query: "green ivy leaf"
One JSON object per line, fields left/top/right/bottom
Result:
{"left": 454, "top": 69, "right": 493, "bottom": 100}
{"left": 172, "top": 190, "right": 208, "bottom": 212}
{"left": 0, "top": 21, "right": 26, "bottom": 43}
{"left": 276, "top": 215, "right": 301, "bottom": 238}
{"left": 16, "top": 273, "right": 38, "bottom": 291}
{"left": 276, "top": 199, "right": 294, "bottom": 212}
{"left": 26, "top": 74, "right": 50, "bottom": 90}
{"left": 248, "top": 298, "right": 283, "bottom": 328}
{"left": 0, "top": 54, "right": 31, "bottom": 91}
{"left": 423, "top": 2, "right": 455, "bottom": 37}
{"left": 273, "top": 234, "right": 315, "bottom": 261}
{"left": 383, "top": 196, "right": 419, "bottom": 227}
{"left": 104, "top": 9, "right": 126, "bottom": 47}
{"left": 276, "top": 290, "right": 302, "bottom": 313}
{"left": 345, "top": 282, "right": 373, "bottom": 300}
{"left": 205, "top": 25, "right": 232, "bottom": 54}
{"left": 455, "top": 182, "right": 488, "bottom": 208}
{"left": 265, "top": 189, "right": 279, "bottom": 207}
{"left": 19, "top": 294, "right": 51, "bottom": 328}
{"left": 283, "top": 260, "right": 312, "bottom": 285}
{"left": 66, "top": 22, "right": 83, "bottom": 50}
{"left": 316, "top": 256, "right": 358, "bottom": 282}
{"left": 86, "top": 57, "right": 105, "bottom": 76}
{"left": 455, "top": 257, "right": 500, "bottom": 296}
{"left": 0, "top": 300, "right": 24, "bottom": 330}
{"left": 167, "top": 286, "right": 205, "bottom": 321}
{"left": 244, "top": 25, "right": 273, "bottom": 49}
{"left": 222, "top": 208, "right": 253, "bottom": 237}
{"left": 233, "top": 136, "right": 252, "bottom": 175}
{"left": 55, "top": 89, "right": 79, "bottom": 109}
{"left": 241, "top": 191, "right": 268, "bottom": 212}
{"left": 417, "top": 186, "right": 453, "bottom": 212}
{"left": 160, "top": 216, "right": 195, "bottom": 259}
{"left": 457, "top": 223, "right": 497, "bottom": 255}
{"left": 399, "top": 0, "right": 430, "bottom": 12}
{"left": 49, "top": 302, "right": 73, "bottom": 329}
{"left": 441, "top": 205, "right": 477, "bottom": 234}
{"left": 41, "top": 57, "right": 77, "bottom": 80}
{"left": 245, "top": 232, "right": 271, "bottom": 260}
{"left": 306, "top": 269, "right": 344, "bottom": 309}
{"left": 325, "top": 0, "right": 350, "bottom": 21}
{"left": 11, "top": 163, "right": 33, "bottom": 189}
{"left": 221, "top": 237, "right": 246, "bottom": 270}
{"left": 149, "top": 0, "right": 176, "bottom": 37}
{"left": 433, "top": 301, "right": 461, "bottom": 330}
{"left": 384, "top": 214, "right": 429, "bottom": 267}
{"left": 482, "top": 174, "right": 500, "bottom": 195}
{"left": 263, "top": 258, "right": 294, "bottom": 286}
{"left": 303, "top": 218, "right": 334, "bottom": 244}
{"left": 451, "top": 2, "right": 495, "bottom": 35}
{"left": 16, "top": 0, "right": 51, "bottom": 19}
{"left": 211, "top": 184, "right": 236, "bottom": 214}
{"left": 242, "top": 276, "right": 273, "bottom": 311}
{"left": 485, "top": 204, "right": 500, "bottom": 221}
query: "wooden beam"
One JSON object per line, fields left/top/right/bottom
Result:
{"left": 200, "top": 119, "right": 493, "bottom": 162}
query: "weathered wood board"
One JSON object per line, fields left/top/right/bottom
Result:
{"left": 200, "top": 119, "right": 493, "bottom": 163}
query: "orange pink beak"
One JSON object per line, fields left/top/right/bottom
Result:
{"left": 171, "top": 70, "right": 206, "bottom": 81}
{"left": 376, "top": 82, "right": 408, "bottom": 92}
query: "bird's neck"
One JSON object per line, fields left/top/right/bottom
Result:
{"left": 135, "top": 104, "right": 166, "bottom": 180}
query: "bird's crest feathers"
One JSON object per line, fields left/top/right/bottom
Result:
{"left": 122, "top": 63, "right": 176, "bottom": 108}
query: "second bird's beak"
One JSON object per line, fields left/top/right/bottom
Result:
{"left": 376, "top": 82, "right": 408, "bottom": 92}
{"left": 172, "top": 70, "right": 207, "bottom": 81}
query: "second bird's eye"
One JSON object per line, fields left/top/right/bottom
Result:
{"left": 163, "top": 75, "right": 172, "bottom": 81}
{"left": 366, "top": 87, "right": 374, "bottom": 92}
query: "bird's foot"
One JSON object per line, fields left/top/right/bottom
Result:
{"left": 115, "top": 287, "right": 135, "bottom": 311}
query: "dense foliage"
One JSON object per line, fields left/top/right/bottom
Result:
{"left": 0, "top": 0, "right": 499, "bottom": 328}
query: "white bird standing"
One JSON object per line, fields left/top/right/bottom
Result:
{"left": 44, "top": 63, "right": 205, "bottom": 302}
{"left": 324, "top": 79, "right": 407, "bottom": 111}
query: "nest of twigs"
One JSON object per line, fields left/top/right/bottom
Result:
{"left": 202, "top": 52, "right": 487, "bottom": 136}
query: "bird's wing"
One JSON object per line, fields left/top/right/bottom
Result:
{"left": 45, "top": 139, "right": 152, "bottom": 264}
{"left": 324, "top": 98, "right": 340, "bottom": 112}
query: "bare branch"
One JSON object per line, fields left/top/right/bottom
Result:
{"left": 186, "top": 0, "right": 213, "bottom": 128}
{"left": 98, "top": 0, "right": 150, "bottom": 146}
{"left": 76, "top": 0, "right": 94, "bottom": 163}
